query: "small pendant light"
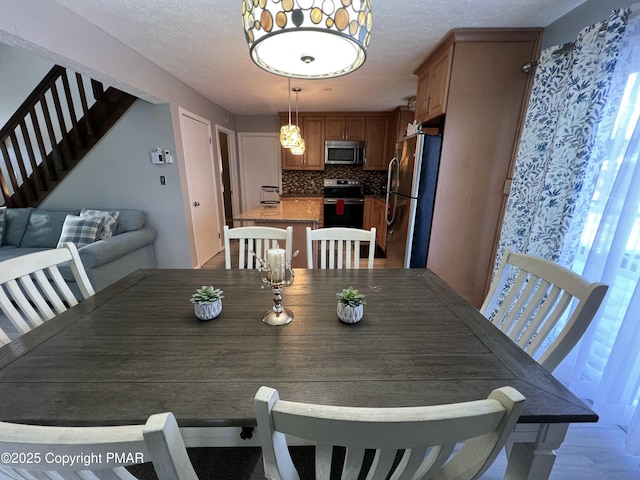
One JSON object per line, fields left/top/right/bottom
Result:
{"left": 290, "top": 87, "right": 305, "bottom": 156}
{"left": 279, "top": 77, "right": 301, "bottom": 148}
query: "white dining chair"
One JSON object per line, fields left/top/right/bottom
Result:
{"left": 0, "top": 412, "right": 198, "bottom": 480}
{"left": 254, "top": 385, "right": 525, "bottom": 480}
{"left": 480, "top": 247, "right": 609, "bottom": 373}
{"left": 0, "top": 242, "right": 95, "bottom": 345}
{"left": 306, "top": 227, "right": 376, "bottom": 269}
{"left": 223, "top": 225, "right": 293, "bottom": 269}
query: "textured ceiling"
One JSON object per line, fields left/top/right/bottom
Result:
{"left": 53, "top": 0, "right": 586, "bottom": 116}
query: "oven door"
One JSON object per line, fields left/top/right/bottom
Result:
{"left": 323, "top": 198, "right": 364, "bottom": 228}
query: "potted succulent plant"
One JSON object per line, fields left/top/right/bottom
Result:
{"left": 336, "top": 286, "right": 366, "bottom": 324}
{"left": 190, "top": 285, "right": 224, "bottom": 320}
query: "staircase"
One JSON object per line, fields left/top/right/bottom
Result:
{"left": 0, "top": 66, "right": 136, "bottom": 207}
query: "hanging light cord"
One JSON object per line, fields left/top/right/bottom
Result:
{"left": 295, "top": 88, "right": 300, "bottom": 127}
{"left": 287, "top": 77, "right": 292, "bottom": 125}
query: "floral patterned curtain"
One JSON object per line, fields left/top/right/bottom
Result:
{"left": 495, "top": 7, "right": 640, "bottom": 454}
{"left": 496, "top": 9, "right": 629, "bottom": 264}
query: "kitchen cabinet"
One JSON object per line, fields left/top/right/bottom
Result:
{"left": 325, "top": 115, "right": 365, "bottom": 141}
{"left": 389, "top": 107, "right": 415, "bottom": 144}
{"left": 363, "top": 115, "right": 390, "bottom": 170}
{"left": 415, "top": 28, "right": 541, "bottom": 308}
{"left": 414, "top": 46, "right": 452, "bottom": 124}
{"left": 281, "top": 115, "right": 325, "bottom": 170}
{"left": 281, "top": 112, "right": 392, "bottom": 171}
{"left": 373, "top": 198, "right": 387, "bottom": 251}
{"left": 364, "top": 197, "right": 374, "bottom": 229}
{"left": 364, "top": 197, "right": 387, "bottom": 251}
{"left": 388, "top": 107, "right": 415, "bottom": 160}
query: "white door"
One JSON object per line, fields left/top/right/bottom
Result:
{"left": 180, "top": 110, "right": 222, "bottom": 267}
{"left": 237, "top": 133, "right": 281, "bottom": 211}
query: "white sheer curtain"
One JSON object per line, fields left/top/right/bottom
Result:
{"left": 495, "top": 5, "right": 640, "bottom": 454}
{"left": 558, "top": 7, "right": 640, "bottom": 454}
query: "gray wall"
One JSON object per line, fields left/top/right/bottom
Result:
{"left": 40, "top": 100, "right": 188, "bottom": 268}
{"left": 1, "top": 0, "right": 238, "bottom": 268}
{"left": 543, "top": 0, "right": 636, "bottom": 48}
{"left": 236, "top": 115, "right": 280, "bottom": 133}
{"left": 0, "top": 44, "right": 53, "bottom": 126}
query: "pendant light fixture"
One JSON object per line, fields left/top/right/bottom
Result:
{"left": 290, "top": 87, "right": 305, "bottom": 156}
{"left": 242, "top": 0, "right": 372, "bottom": 79}
{"left": 279, "top": 77, "right": 301, "bottom": 148}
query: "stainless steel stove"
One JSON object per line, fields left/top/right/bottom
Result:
{"left": 323, "top": 179, "right": 364, "bottom": 228}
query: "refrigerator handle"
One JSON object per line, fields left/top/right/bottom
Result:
{"left": 385, "top": 157, "right": 398, "bottom": 226}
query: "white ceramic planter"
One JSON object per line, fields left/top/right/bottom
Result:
{"left": 337, "top": 302, "right": 363, "bottom": 324}
{"left": 194, "top": 299, "right": 222, "bottom": 320}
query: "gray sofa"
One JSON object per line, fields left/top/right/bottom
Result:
{"left": 0, "top": 207, "right": 157, "bottom": 294}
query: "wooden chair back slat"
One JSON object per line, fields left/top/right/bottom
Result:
{"left": 224, "top": 226, "right": 293, "bottom": 269}
{"left": 368, "top": 449, "right": 397, "bottom": 480}
{"left": 316, "top": 444, "right": 332, "bottom": 480}
{"left": 255, "top": 385, "right": 525, "bottom": 480}
{"left": 481, "top": 247, "right": 609, "bottom": 372}
{"left": 0, "top": 243, "right": 95, "bottom": 346}
{"left": 7, "top": 277, "right": 49, "bottom": 327}
{"left": 306, "top": 227, "right": 376, "bottom": 269}
{"left": 394, "top": 448, "right": 429, "bottom": 480}
{"left": 0, "top": 413, "right": 198, "bottom": 480}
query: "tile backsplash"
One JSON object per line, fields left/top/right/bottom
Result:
{"left": 282, "top": 167, "right": 386, "bottom": 196}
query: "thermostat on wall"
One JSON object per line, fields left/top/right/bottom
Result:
{"left": 150, "top": 148, "right": 164, "bottom": 164}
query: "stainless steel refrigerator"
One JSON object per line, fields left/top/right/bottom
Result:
{"left": 385, "top": 133, "right": 442, "bottom": 268}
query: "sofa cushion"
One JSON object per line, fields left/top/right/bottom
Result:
{"left": 57, "top": 215, "right": 104, "bottom": 248}
{"left": 0, "top": 206, "right": 6, "bottom": 245}
{"left": 0, "top": 246, "right": 49, "bottom": 262}
{"left": 21, "top": 209, "right": 79, "bottom": 248}
{"left": 116, "top": 210, "right": 147, "bottom": 233}
{"left": 80, "top": 209, "right": 120, "bottom": 239}
{"left": 2, "top": 208, "right": 32, "bottom": 247}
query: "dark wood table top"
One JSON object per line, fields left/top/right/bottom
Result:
{"left": 0, "top": 268, "right": 597, "bottom": 428}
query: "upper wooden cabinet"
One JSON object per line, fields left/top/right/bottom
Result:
{"left": 281, "top": 115, "right": 325, "bottom": 170}
{"left": 388, "top": 107, "right": 416, "bottom": 160}
{"left": 389, "top": 107, "right": 415, "bottom": 144}
{"left": 282, "top": 113, "right": 391, "bottom": 170}
{"left": 363, "top": 116, "right": 390, "bottom": 170}
{"left": 325, "top": 116, "right": 366, "bottom": 141}
{"left": 414, "top": 46, "right": 453, "bottom": 124}
{"left": 417, "top": 28, "right": 542, "bottom": 308}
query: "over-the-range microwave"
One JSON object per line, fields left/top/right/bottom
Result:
{"left": 324, "top": 140, "right": 365, "bottom": 165}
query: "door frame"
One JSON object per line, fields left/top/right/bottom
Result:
{"left": 178, "top": 107, "right": 225, "bottom": 267}
{"left": 214, "top": 124, "right": 240, "bottom": 225}
{"left": 237, "top": 132, "right": 282, "bottom": 212}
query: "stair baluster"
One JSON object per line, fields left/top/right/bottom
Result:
{"left": 0, "top": 66, "right": 136, "bottom": 207}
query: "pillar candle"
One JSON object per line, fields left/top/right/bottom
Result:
{"left": 266, "top": 248, "right": 286, "bottom": 283}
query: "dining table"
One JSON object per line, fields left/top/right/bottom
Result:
{"left": 0, "top": 268, "right": 597, "bottom": 480}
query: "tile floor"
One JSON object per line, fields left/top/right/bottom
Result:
{"left": 483, "top": 423, "right": 639, "bottom": 479}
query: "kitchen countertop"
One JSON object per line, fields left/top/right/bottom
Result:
{"left": 234, "top": 198, "right": 322, "bottom": 223}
